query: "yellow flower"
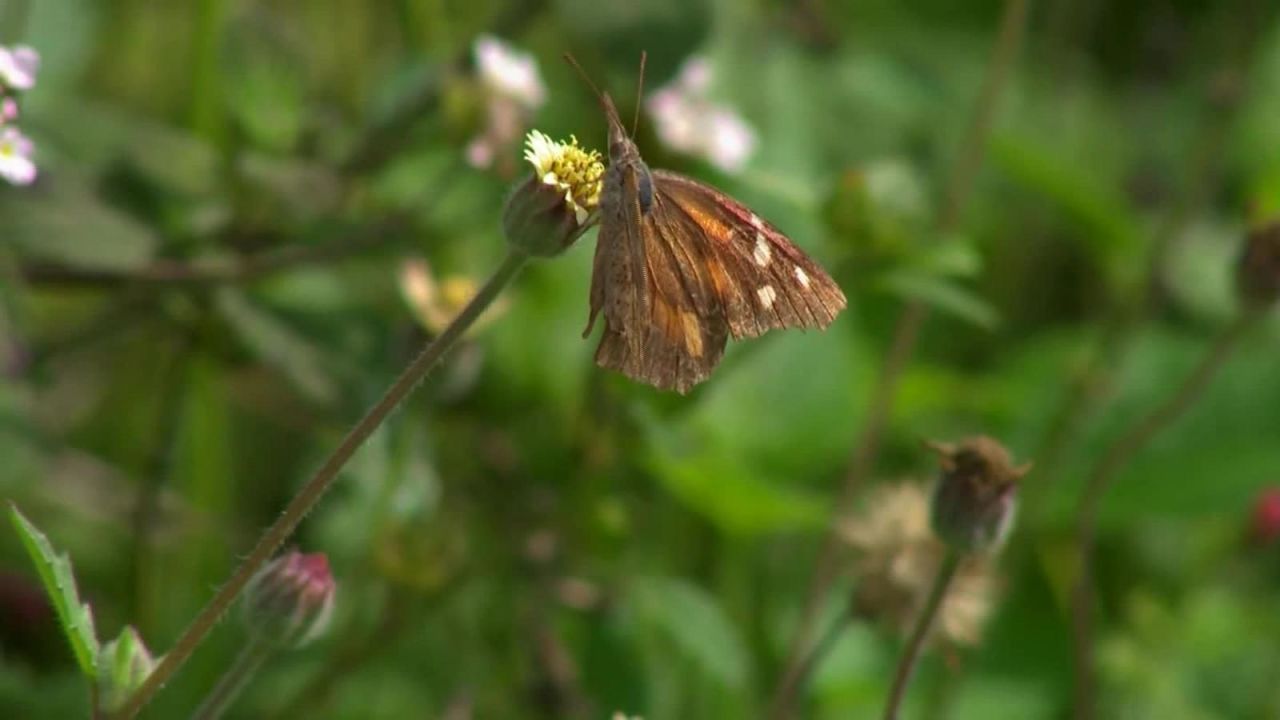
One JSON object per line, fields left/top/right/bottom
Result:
{"left": 398, "top": 259, "right": 507, "bottom": 335}
{"left": 839, "top": 482, "right": 997, "bottom": 647}
{"left": 522, "top": 130, "right": 603, "bottom": 225}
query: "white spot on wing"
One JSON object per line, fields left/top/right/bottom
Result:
{"left": 752, "top": 233, "right": 772, "bottom": 267}
{"left": 757, "top": 285, "right": 777, "bottom": 308}
{"left": 750, "top": 214, "right": 765, "bottom": 230}
{"left": 795, "top": 267, "right": 810, "bottom": 288}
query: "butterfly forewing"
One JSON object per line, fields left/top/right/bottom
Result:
{"left": 652, "top": 170, "right": 846, "bottom": 338}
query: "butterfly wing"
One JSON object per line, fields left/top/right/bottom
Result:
{"left": 587, "top": 163, "right": 845, "bottom": 394}
{"left": 652, "top": 170, "right": 847, "bottom": 339}
{"left": 588, "top": 163, "right": 730, "bottom": 393}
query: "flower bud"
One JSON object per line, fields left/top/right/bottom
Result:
{"left": 242, "top": 550, "right": 336, "bottom": 649}
{"left": 926, "top": 437, "right": 1028, "bottom": 554}
{"left": 503, "top": 131, "right": 603, "bottom": 257}
{"left": 97, "top": 627, "right": 156, "bottom": 713}
{"left": 1249, "top": 487, "right": 1280, "bottom": 546}
{"left": 1236, "top": 220, "right": 1280, "bottom": 309}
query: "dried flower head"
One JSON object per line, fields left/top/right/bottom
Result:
{"left": 926, "top": 436, "right": 1028, "bottom": 554}
{"left": 1236, "top": 220, "right": 1280, "bottom": 309}
{"left": 243, "top": 550, "right": 336, "bottom": 649}
{"left": 839, "top": 482, "right": 997, "bottom": 646}
{"left": 502, "top": 131, "right": 604, "bottom": 257}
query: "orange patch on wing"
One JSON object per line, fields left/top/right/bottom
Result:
{"left": 681, "top": 311, "right": 704, "bottom": 357}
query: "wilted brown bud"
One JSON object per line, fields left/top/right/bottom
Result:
{"left": 243, "top": 550, "right": 336, "bottom": 649}
{"left": 1237, "top": 221, "right": 1280, "bottom": 309}
{"left": 926, "top": 437, "right": 1029, "bottom": 554}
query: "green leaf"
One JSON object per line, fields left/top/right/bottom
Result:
{"left": 878, "top": 269, "right": 1000, "bottom": 330}
{"left": 215, "top": 289, "right": 339, "bottom": 404}
{"left": 630, "top": 576, "right": 750, "bottom": 689}
{"left": 97, "top": 626, "right": 156, "bottom": 713}
{"left": 7, "top": 504, "right": 99, "bottom": 679}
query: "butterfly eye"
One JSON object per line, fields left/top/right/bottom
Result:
{"left": 636, "top": 169, "right": 654, "bottom": 214}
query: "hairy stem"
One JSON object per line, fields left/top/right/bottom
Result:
{"left": 769, "top": 1, "right": 1030, "bottom": 715}
{"left": 190, "top": 639, "right": 273, "bottom": 720}
{"left": 1069, "top": 311, "right": 1257, "bottom": 719}
{"left": 113, "top": 250, "right": 529, "bottom": 719}
{"left": 884, "top": 551, "right": 961, "bottom": 720}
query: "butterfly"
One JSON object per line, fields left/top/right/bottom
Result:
{"left": 578, "top": 62, "right": 847, "bottom": 393}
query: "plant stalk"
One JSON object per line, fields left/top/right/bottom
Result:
{"left": 883, "top": 551, "right": 961, "bottom": 720}
{"left": 113, "top": 249, "right": 529, "bottom": 719}
{"left": 1069, "top": 310, "right": 1257, "bottom": 719}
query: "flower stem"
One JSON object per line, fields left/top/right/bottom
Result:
{"left": 1068, "top": 310, "right": 1257, "bottom": 719}
{"left": 113, "top": 249, "right": 530, "bottom": 719}
{"left": 787, "top": 606, "right": 852, "bottom": 708}
{"left": 769, "top": 0, "right": 1029, "bottom": 715}
{"left": 190, "top": 639, "right": 273, "bottom": 720}
{"left": 883, "top": 551, "right": 961, "bottom": 720}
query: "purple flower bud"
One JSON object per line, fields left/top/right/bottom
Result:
{"left": 242, "top": 551, "right": 336, "bottom": 649}
{"left": 1, "top": 97, "right": 17, "bottom": 124}
{"left": 926, "top": 437, "right": 1029, "bottom": 554}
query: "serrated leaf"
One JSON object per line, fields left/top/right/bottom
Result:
{"left": 630, "top": 576, "right": 750, "bottom": 689}
{"left": 97, "top": 626, "right": 156, "bottom": 713}
{"left": 8, "top": 504, "right": 99, "bottom": 679}
{"left": 878, "top": 270, "right": 1000, "bottom": 330}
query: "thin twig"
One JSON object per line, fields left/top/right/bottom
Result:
{"left": 1069, "top": 310, "right": 1257, "bottom": 719}
{"left": 190, "top": 638, "right": 273, "bottom": 720}
{"left": 19, "top": 216, "right": 410, "bottom": 289}
{"left": 112, "top": 249, "right": 530, "bottom": 719}
{"left": 788, "top": 606, "right": 853, "bottom": 705}
{"left": 769, "top": 1, "right": 1030, "bottom": 714}
{"left": 884, "top": 551, "right": 961, "bottom": 720}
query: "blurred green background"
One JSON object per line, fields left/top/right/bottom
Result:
{"left": 3, "top": 0, "right": 1280, "bottom": 717}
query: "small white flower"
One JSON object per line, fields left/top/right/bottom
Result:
{"left": 644, "top": 56, "right": 757, "bottom": 174}
{"left": 473, "top": 35, "right": 545, "bottom": 109}
{"left": 522, "top": 130, "right": 604, "bottom": 224}
{"left": 0, "top": 45, "right": 39, "bottom": 91}
{"left": 705, "top": 107, "right": 757, "bottom": 174}
{"left": 0, "top": 126, "right": 36, "bottom": 185}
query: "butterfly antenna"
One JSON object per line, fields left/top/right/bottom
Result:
{"left": 562, "top": 53, "right": 604, "bottom": 101}
{"left": 631, "top": 51, "right": 647, "bottom": 137}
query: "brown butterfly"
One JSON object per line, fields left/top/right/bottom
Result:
{"left": 577, "top": 61, "right": 847, "bottom": 394}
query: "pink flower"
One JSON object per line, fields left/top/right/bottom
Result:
{"left": 243, "top": 550, "right": 336, "bottom": 648}
{"left": 1, "top": 97, "right": 16, "bottom": 124}
{"left": 466, "top": 36, "right": 547, "bottom": 173}
{"left": 0, "top": 45, "right": 39, "bottom": 91}
{"left": 473, "top": 35, "right": 545, "bottom": 109}
{"left": 0, "top": 127, "right": 36, "bottom": 185}
{"left": 645, "top": 56, "right": 757, "bottom": 174}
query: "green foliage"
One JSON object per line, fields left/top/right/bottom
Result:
{"left": 4, "top": 0, "right": 1280, "bottom": 718}
{"left": 8, "top": 505, "right": 99, "bottom": 680}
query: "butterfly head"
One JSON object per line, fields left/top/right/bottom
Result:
{"left": 601, "top": 93, "right": 640, "bottom": 164}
